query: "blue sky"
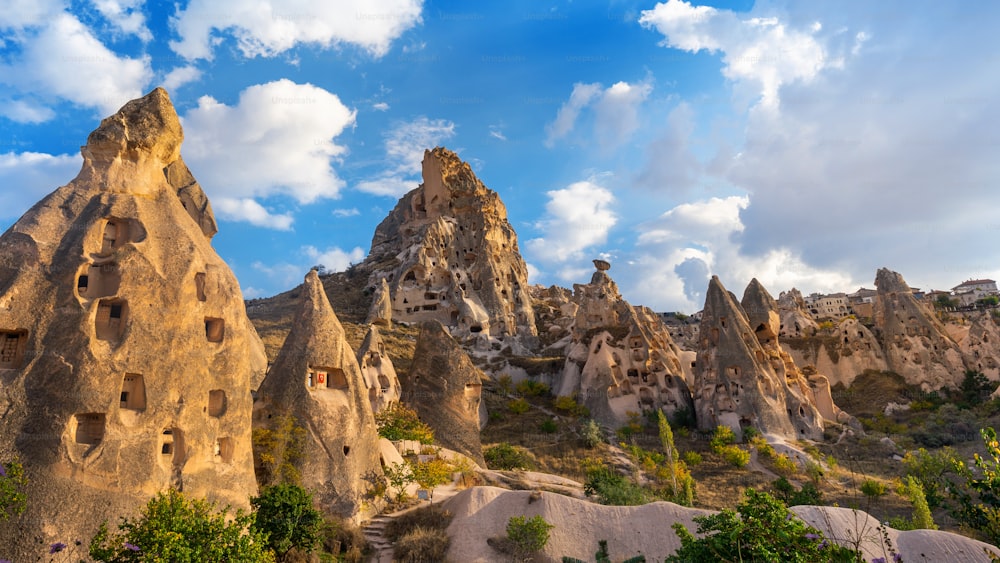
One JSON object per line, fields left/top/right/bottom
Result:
{"left": 2, "top": 0, "right": 999, "bottom": 312}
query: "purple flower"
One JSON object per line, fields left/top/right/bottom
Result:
{"left": 819, "top": 540, "right": 829, "bottom": 549}
{"left": 0, "top": 464, "right": 6, "bottom": 478}
{"left": 893, "top": 555, "right": 903, "bottom": 563}
{"left": 125, "top": 542, "right": 141, "bottom": 552}
{"left": 805, "top": 533, "right": 819, "bottom": 540}
{"left": 2, "top": 558, "right": 13, "bottom": 563}
{"left": 872, "top": 558, "right": 887, "bottom": 563}
{"left": 49, "top": 542, "right": 67, "bottom": 554}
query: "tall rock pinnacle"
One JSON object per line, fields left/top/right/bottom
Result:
{"left": 0, "top": 88, "right": 266, "bottom": 559}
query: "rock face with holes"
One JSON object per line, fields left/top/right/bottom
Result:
{"left": 357, "top": 324, "right": 402, "bottom": 413}
{"left": 550, "top": 262, "right": 694, "bottom": 425}
{"left": 400, "top": 320, "right": 486, "bottom": 465}
{"left": 0, "top": 88, "right": 266, "bottom": 559}
{"left": 362, "top": 147, "right": 536, "bottom": 343}
{"left": 776, "top": 289, "right": 818, "bottom": 338}
{"left": 693, "top": 276, "right": 825, "bottom": 441}
{"left": 365, "top": 277, "right": 392, "bottom": 326}
{"left": 253, "top": 270, "right": 383, "bottom": 520}
{"left": 875, "top": 268, "right": 967, "bottom": 390}
{"left": 957, "top": 312, "right": 1000, "bottom": 381}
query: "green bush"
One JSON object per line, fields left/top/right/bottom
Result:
{"left": 554, "top": 395, "right": 590, "bottom": 417}
{"left": 709, "top": 425, "right": 737, "bottom": 452}
{"left": 540, "top": 418, "right": 559, "bottom": 433}
{"left": 580, "top": 419, "right": 604, "bottom": 448}
{"left": 861, "top": 479, "right": 887, "bottom": 503}
{"left": 507, "top": 515, "right": 554, "bottom": 555}
{"left": 770, "top": 453, "right": 797, "bottom": 477}
{"left": 89, "top": 489, "right": 274, "bottom": 562}
{"left": 516, "top": 379, "right": 550, "bottom": 397}
{"left": 393, "top": 527, "right": 450, "bottom": 563}
{"left": 508, "top": 398, "right": 531, "bottom": 414}
{"left": 0, "top": 458, "right": 27, "bottom": 521}
{"left": 750, "top": 435, "right": 775, "bottom": 459}
{"left": 948, "top": 427, "right": 1000, "bottom": 544}
{"left": 682, "top": 451, "right": 702, "bottom": 466}
{"left": 667, "top": 489, "right": 853, "bottom": 562}
{"left": 250, "top": 483, "right": 323, "bottom": 560}
{"left": 484, "top": 443, "right": 534, "bottom": 470}
{"left": 718, "top": 445, "right": 749, "bottom": 468}
{"left": 253, "top": 414, "right": 307, "bottom": 487}
{"left": 903, "top": 446, "right": 958, "bottom": 509}
{"left": 374, "top": 404, "right": 435, "bottom": 444}
{"left": 584, "top": 464, "right": 648, "bottom": 506}
{"left": 902, "top": 475, "right": 937, "bottom": 530}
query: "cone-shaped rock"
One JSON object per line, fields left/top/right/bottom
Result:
{"left": 401, "top": 321, "right": 485, "bottom": 465}
{"left": 357, "top": 324, "right": 401, "bottom": 413}
{"left": 364, "top": 147, "right": 536, "bottom": 342}
{"left": 365, "top": 277, "right": 392, "bottom": 326}
{"left": 0, "top": 88, "right": 266, "bottom": 559}
{"left": 253, "top": 270, "right": 383, "bottom": 519}
{"left": 874, "top": 268, "right": 966, "bottom": 389}
{"left": 693, "top": 276, "right": 821, "bottom": 440}
{"left": 551, "top": 262, "right": 693, "bottom": 425}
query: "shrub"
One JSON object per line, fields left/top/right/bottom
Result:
{"left": 540, "top": 418, "right": 559, "bottom": 433}
{"left": 410, "top": 458, "right": 454, "bottom": 491}
{"left": 250, "top": 483, "right": 323, "bottom": 560}
{"left": 383, "top": 462, "right": 415, "bottom": 502}
{"left": 771, "top": 453, "right": 797, "bottom": 477}
{"left": 506, "top": 515, "right": 554, "bottom": 555}
{"left": 393, "top": 527, "right": 450, "bottom": 563}
{"left": 750, "top": 435, "right": 775, "bottom": 459}
{"left": 580, "top": 419, "right": 604, "bottom": 448}
{"left": 319, "top": 516, "right": 368, "bottom": 561}
{"left": 584, "top": 464, "right": 648, "bottom": 506}
{"left": 508, "top": 398, "right": 530, "bottom": 414}
{"left": 861, "top": 479, "right": 887, "bottom": 503}
{"left": 89, "top": 489, "right": 273, "bottom": 562}
{"left": 374, "top": 404, "right": 435, "bottom": 444}
{"left": 667, "top": 489, "right": 853, "bottom": 562}
{"left": 709, "top": 425, "right": 737, "bottom": 452}
{"left": 0, "top": 458, "right": 28, "bottom": 521}
{"left": 682, "top": 451, "right": 702, "bottom": 466}
{"left": 516, "top": 379, "right": 550, "bottom": 397}
{"left": 902, "top": 475, "right": 937, "bottom": 530}
{"left": 719, "top": 445, "right": 750, "bottom": 468}
{"left": 484, "top": 443, "right": 534, "bottom": 470}
{"left": 948, "top": 427, "right": 1000, "bottom": 544}
{"left": 253, "top": 414, "right": 307, "bottom": 486}
{"left": 497, "top": 374, "right": 514, "bottom": 394}
{"left": 384, "top": 504, "right": 453, "bottom": 542}
{"left": 554, "top": 395, "right": 589, "bottom": 417}
{"left": 903, "top": 446, "right": 958, "bottom": 509}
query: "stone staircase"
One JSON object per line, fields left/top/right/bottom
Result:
{"left": 362, "top": 513, "right": 395, "bottom": 563}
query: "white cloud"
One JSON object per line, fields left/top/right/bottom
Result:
{"left": 162, "top": 65, "right": 202, "bottom": 91}
{"left": 0, "top": 0, "right": 66, "bottom": 29}
{"left": 489, "top": 128, "right": 507, "bottom": 141}
{"left": 0, "top": 12, "right": 152, "bottom": 118}
{"left": 332, "top": 207, "right": 360, "bottom": 217}
{"left": 525, "top": 180, "right": 617, "bottom": 279}
{"left": 181, "top": 79, "right": 356, "bottom": 228}
{"left": 302, "top": 245, "right": 366, "bottom": 271}
{"left": 545, "top": 79, "right": 652, "bottom": 148}
{"left": 169, "top": 0, "right": 423, "bottom": 61}
{"left": 0, "top": 100, "right": 56, "bottom": 123}
{"left": 214, "top": 197, "right": 294, "bottom": 230}
{"left": 372, "top": 102, "right": 390, "bottom": 111}
{"left": 0, "top": 152, "right": 81, "bottom": 221}
{"left": 91, "top": 0, "right": 152, "bottom": 41}
{"left": 636, "top": 102, "right": 701, "bottom": 192}
{"left": 356, "top": 116, "right": 456, "bottom": 197}
{"left": 640, "top": 0, "right": 830, "bottom": 108}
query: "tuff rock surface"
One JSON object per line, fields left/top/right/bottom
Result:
{"left": 0, "top": 88, "right": 266, "bottom": 559}
{"left": 693, "top": 276, "right": 825, "bottom": 441}
{"left": 399, "top": 320, "right": 485, "bottom": 465}
{"left": 357, "top": 324, "right": 402, "bottom": 413}
{"left": 252, "top": 271, "right": 382, "bottom": 520}
{"left": 362, "top": 148, "right": 536, "bottom": 343}
{"left": 548, "top": 263, "right": 694, "bottom": 425}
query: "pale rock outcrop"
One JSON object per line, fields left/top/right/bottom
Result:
{"left": 362, "top": 148, "right": 536, "bottom": 342}
{"left": 357, "top": 324, "right": 401, "bottom": 413}
{"left": 875, "top": 268, "right": 967, "bottom": 389}
{"left": 400, "top": 320, "right": 486, "bottom": 465}
{"left": 777, "top": 289, "right": 818, "bottom": 338}
{"left": 365, "top": 277, "right": 392, "bottom": 326}
{"left": 0, "top": 88, "right": 266, "bottom": 559}
{"left": 253, "top": 271, "right": 382, "bottom": 519}
{"left": 958, "top": 312, "right": 1000, "bottom": 381}
{"left": 693, "top": 276, "right": 823, "bottom": 441}
{"left": 552, "top": 263, "right": 693, "bottom": 425}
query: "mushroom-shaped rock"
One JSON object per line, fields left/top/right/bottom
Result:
{"left": 593, "top": 258, "right": 611, "bottom": 271}
{"left": 253, "top": 270, "right": 383, "bottom": 520}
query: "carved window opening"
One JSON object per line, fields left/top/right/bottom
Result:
{"left": 470, "top": 325, "right": 483, "bottom": 333}
{"left": 208, "top": 390, "right": 226, "bottom": 417}
{"left": 77, "top": 275, "right": 89, "bottom": 292}
{"left": 120, "top": 374, "right": 146, "bottom": 411}
{"left": 96, "top": 299, "right": 128, "bottom": 342}
{"left": 422, "top": 304, "right": 437, "bottom": 311}
{"left": 343, "top": 445, "right": 351, "bottom": 456}
{"left": 0, "top": 330, "right": 27, "bottom": 369}
{"left": 310, "top": 366, "right": 348, "bottom": 390}
{"left": 403, "top": 270, "right": 417, "bottom": 282}
{"left": 216, "top": 437, "right": 233, "bottom": 463}
{"left": 627, "top": 369, "right": 639, "bottom": 379}
{"left": 74, "top": 413, "right": 106, "bottom": 445}
{"left": 719, "top": 316, "right": 727, "bottom": 328}
{"left": 195, "top": 272, "right": 207, "bottom": 301}
{"left": 378, "top": 375, "right": 390, "bottom": 391}
{"left": 205, "top": 317, "right": 225, "bottom": 342}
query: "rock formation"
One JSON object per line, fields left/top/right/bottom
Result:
{"left": 362, "top": 147, "right": 536, "bottom": 342}
{"left": 693, "top": 276, "right": 824, "bottom": 441}
{"left": 365, "top": 277, "right": 392, "bottom": 326}
{"left": 400, "top": 321, "right": 485, "bottom": 465}
{"left": 958, "top": 312, "right": 1000, "bottom": 381}
{"left": 777, "top": 289, "right": 818, "bottom": 338}
{"left": 783, "top": 315, "right": 888, "bottom": 388}
{"left": 549, "top": 262, "right": 693, "bottom": 425}
{"left": 357, "top": 324, "right": 402, "bottom": 413}
{"left": 0, "top": 88, "right": 266, "bottom": 559}
{"left": 253, "top": 270, "right": 383, "bottom": 519}
{"left": 875, "top": 268, "right": 967, "bottom": 389}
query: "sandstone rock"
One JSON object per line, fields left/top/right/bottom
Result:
{"left": 875, "top": 268, "right": 967, "bottom": 389}
{"left": 365, "top": 277, "right": 392, "bottom": 326}
{"left": 0, "top": 88, "right": 266, "bottom": 559}
{"left": 400, "top": 321, "right": 485, "bottom": 465}
{"left": 958, "top": 312, "right": 1000, "bottom": 381}
{"left": 777, "top": 288, "right": 818, "bottom": 338}
{"left": 362, "top": 148, "right": 536, "bottom": 342}
{"left": 550, "top": 263, "right": 693, "bottom": 425}
{"left": 357, "top": 324, "right": 401, "bottom": 413}
{"left": 693, "top": 276, "right": 824, "bottom": 441}
{"left": 253, "top": 271, "right": 382, "bottom": 519}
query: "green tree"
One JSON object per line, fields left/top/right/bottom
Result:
{"left": 250, "top": 483, "right": 323, "bottom": 561}
{"left": 949, "top": 427, "right": 1000, "bottom": 544}
{"left": 902, "top": 475, "right": 937, "bottom": 530}
{"left": 580, "top": 419, "right": 604, "bottom": 448}
{"left": 0, "top": 457, "right": 28, "bottom": 521}
{"left": 384, "top": 462, "right": 415, "bottom": 502}
{"left": 657, "top": 411, "right": 678, "bottom": 493}
{"left": 253, "top": 414, "right": 307, "bottom": 487}
{"left": 484, "top": 443, "right": 534, "bottom": 470}
{"left": 506, "top": 515, "right": 554, "bottom": 556}
{"left": 667, "top": 489, "right": 854, "bottom": 562}
{"left": 89, "top": 489, "right": 273, "bottom": 562}
{"left": 903, "top": 447, "right": 957, "bottom": 509}
{"left": 958, "top": 370, "right": 997, "bottom": 409}
{"left": 374, "top": 404, "right": 435, "bottom": 444}
{"left": 410, "top": 458, "right": 454, "bottom": 497}
{"left": 583, "top": 464, "right": 648, "bottom": 506}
